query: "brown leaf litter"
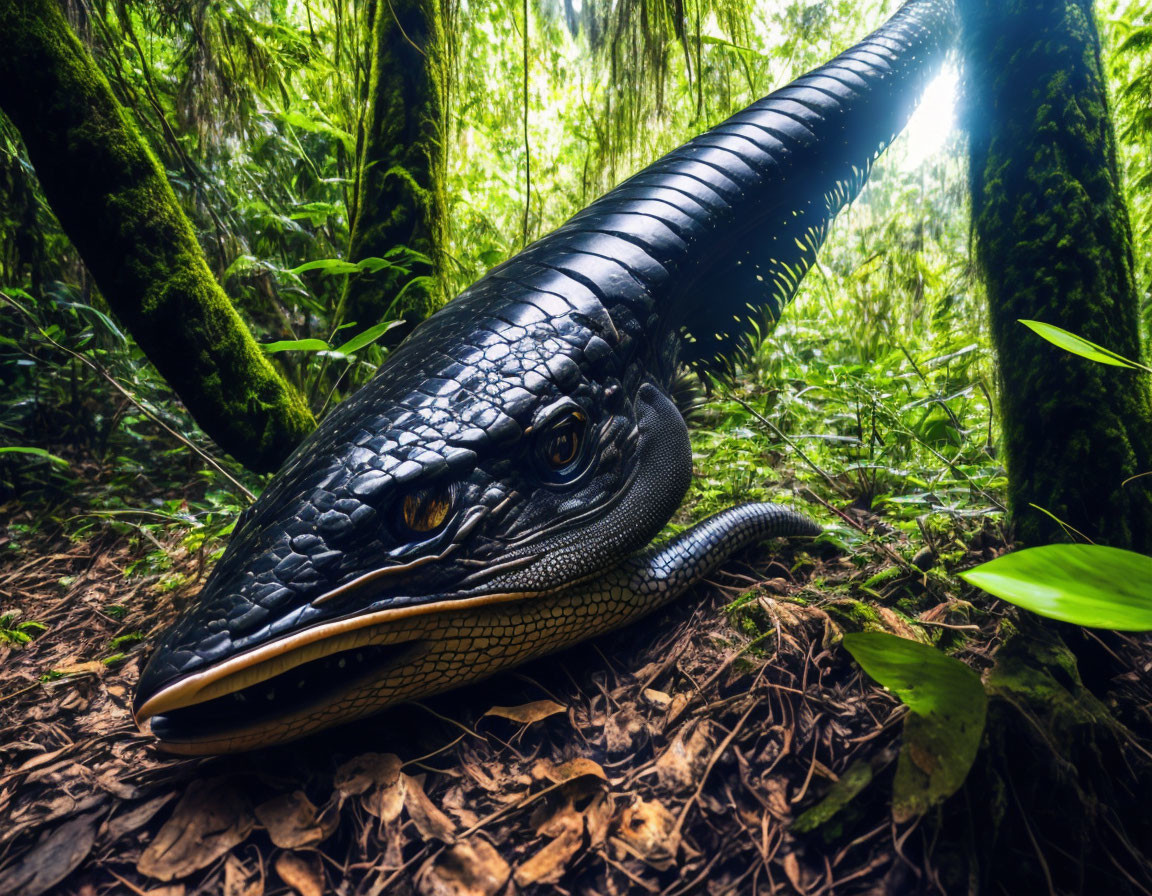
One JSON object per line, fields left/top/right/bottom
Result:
{"left": 2, "top": 509, "right": 1151, "bottom": 894}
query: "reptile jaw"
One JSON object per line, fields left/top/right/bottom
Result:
{"left": 133, "top": 589, "right": 541, "bottom": 753}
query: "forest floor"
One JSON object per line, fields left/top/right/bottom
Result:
{"left": 0, "top": 453, "right": 1041, "bottom": 896}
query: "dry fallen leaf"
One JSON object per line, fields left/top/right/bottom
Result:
{"left": 0, "top": 810, "right": 99, "bottom": 896}
{"left": 514, "top": 827, "right": 583, "bottom": 887}
{"left": 655, "top": 720, "right": 714, "bottom": 792}
{"left": 482, "top": 699, "right": 566, "bottom": 725}
{"left": 535, "top": 757, "right": 607, "bottom": 784}
{"left": 14, "top": 746, "right": 71, "bottom": 775}
{"left": 642, "top": 688, "right": 672, "bottom": 709}
{"left": 416, "top": 838, "right": 510, "bottom": 896}
{"left": 333, "top": 753, "right": 401, "bottom": 799}
{"left": 334, "top": 753, "right": 405, "bottom": 821}
{"left": 604, "top": 706, "right": 646, "bottom": 755}
{"left": 403, "top": 773, "right": 457, "bottom": 842}
{"left": 583, "top": 790, "right": 614, "bottom": 847}
{"left": 51, "top": 660, "right": 105, "bottom": 677}
{"left": 613, "top": 798, "right": 676, "bottom": 868}
{"left": 367, "top": 772, "right": 407, "bottom": 823}
{"left": 274, "top": 852, "right": 323, "bottom": 896}
{"left": 665, "top": 692, "right": 691, "bottom": 725}
{"left": 254, "top": 791, "right": 334, "bottom": 849}
{"left": 104, "top": 792, "right": 177, "bottom": 843}
{"left": 223, "top": 854, "right": 263, "bottom": 896}
{"left": 77, "top": 766, "right": 140, "bottom": 801}
{"left": 137, "top": 778, "right": 255, "bottom": 881}
{"left": 782, "top": 851, "right": 806, "bottom": 892}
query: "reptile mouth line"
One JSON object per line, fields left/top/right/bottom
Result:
{"left": 134, "top": 588, "right": 542, "bottom": 741}
{"left": 148, "top": 640, "right": 424, "bottom": 743}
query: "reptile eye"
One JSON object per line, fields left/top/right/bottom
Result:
{"left": 397, "top": 487, "right": 452, "bottom": 537}
{"left": 536, "top": 410, "right": 588, "bottom": 480}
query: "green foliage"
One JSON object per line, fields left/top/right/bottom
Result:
{"left": 792, "top": 759, "right": 875, "bottom": 834}
{"left": 261, "top": 338, "right": 332, "bottom": 354}
{"left": 1107, "top": 0, "right": 1152, "bottom": 334}
{"left": 0, "top": 611, "right": 48, "bottom": 646}
{"left": 1020, "top": 319, "right": 1152, "bottom": 371}
{"left": 842, "top": 632, "right": 987, "bottom": 822}
{"left": 0, "top": 446, "right": 69, "bottom": 467}
{"left": 961, "top": 544, "right": 1152, "bottom": 630}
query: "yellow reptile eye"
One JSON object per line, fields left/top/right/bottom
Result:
{"left": 537, "top": 410, "right": 588, "bottom": 476}
{"left": 546, "top": 427, "right": 580, "bottom": 467}
{"left": 399, "top": 487, "right": 452, "bottom": 535}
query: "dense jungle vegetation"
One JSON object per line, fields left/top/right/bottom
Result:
{"left": 1, "top": 0, "right": 1151, "bottom": 893}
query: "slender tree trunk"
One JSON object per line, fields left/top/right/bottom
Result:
{"left": 0, "top": 0, "right": 315, "bottom": 473}
{"left": 340, "top": 0, "right": 445, "bottom": 334}
{"left": 964, "top": 0, "right": 1152, "bottom": 551}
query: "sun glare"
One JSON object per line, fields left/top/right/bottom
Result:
{"left": 898, "top": 62, "right": 961, "bottom": 169}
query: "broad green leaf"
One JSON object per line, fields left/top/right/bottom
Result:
{"left": 290, "top": 201, "right": 343, "bottom": 225}
{"left": 280, "top": 110, "right": 355, "bottom": 153}
{"left": 333, "top": 320, "right": 404, "bottom": 355}
{"left": 290, "top": 258, "right": 361, "bottom": 276}
{"left": 260, "top": 338, "right": 331, "bottom": 353}
{"left": 1019, "top": 320, "right": 1150, "bottom": 372}
{"left": 381, "top": 245, "right": 433, "bottom": 266}
{"left": 222, "top": 253, "right": 261, "bottom": 281}
{"left": 290, "top": 256, "right": 413, "bottom": 277}
{"left": 354, "top": 256, "right": 405, "bottom": 273}
{"left": 960, "top": 544, "right": 1152, "bottom": 630}
{"left": 842, "top": 633, "right": 986, "bottom": 822}
{"left": 0, "top": 446, "right": 69, "bottom": 467}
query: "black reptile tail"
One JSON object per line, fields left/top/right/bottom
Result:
{"left": 485, "top": 0, "right": 956, "bottom": 371}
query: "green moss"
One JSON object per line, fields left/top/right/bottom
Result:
{"left": 0, "top": 0, "right": 313, "bottom": 472}
{"left": 724, "top": 592, "right": 775, "bottom": 641}
{"left": 824, "top": 598, "right": 883, "bottom": 632}
{"left": 339, "top": 0, "right": 446, "bottom": 330}
{"left": 963, "top": 0, "right": 1152, "bottom": 551}
{"left": 792, "top": 759, "right": 875, "bottom": 836}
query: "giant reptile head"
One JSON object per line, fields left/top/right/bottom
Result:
{"left": 134, "top": 0, "right": 956, "bottom": 753}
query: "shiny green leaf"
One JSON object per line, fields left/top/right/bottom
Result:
{"left": 842, "top": 633, "right": 986, "bottom": 822}
{"left": 290, "top": 258, "right": 360, "bottom": 276}
{"left": 259, "top": 338, "right": 331, "bottom": 353}
{"left": 0, "top": 446, "right": 69, "bottom": 467}
{"left": 333, "top": 320, "right": 404, "bottom": 355}
{"left": 1019, "top": 320, "right": 1150, "bottom": 371}
{"left": 960, "top": 544, "right": 1152, "bottom": 630}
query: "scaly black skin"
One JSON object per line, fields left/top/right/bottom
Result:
{"left": 134, "top": 0, "right": 955, "bottom": 752}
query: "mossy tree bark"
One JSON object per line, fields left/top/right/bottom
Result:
{"left": 0, "top": 0, "right": 315, "bottom": 473}
{"left": 340, "top": 0, "right": 446, "bottom": 334}
{"left": 935, "top": 3, "right": 1152, "bottom": 890}
{"left": 964, "top": 0, "right": 1152, "bottom": 551}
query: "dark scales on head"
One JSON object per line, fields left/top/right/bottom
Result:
{"left": 134, "top": 0, "right": 957, "bottom": 752}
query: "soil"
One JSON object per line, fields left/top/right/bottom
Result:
{"left": 0, "top": 486, "right": 1148, "bottom": 895}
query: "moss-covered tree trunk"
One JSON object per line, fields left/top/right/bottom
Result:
{"left": 964, "top": 0, "right": 1152, "bottom": 551}
{"left": 933, "top": 3, "right": 1152, "bottom": 891}
{"left": 0, "top": 0, "right": 315, "bottom": 473}
{"left": 340, "top": 0, "right": 446, "bottom": 333}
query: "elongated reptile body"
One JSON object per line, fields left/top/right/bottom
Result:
{"left": 134, "top": 0, "right": 956, "bottom": 753}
